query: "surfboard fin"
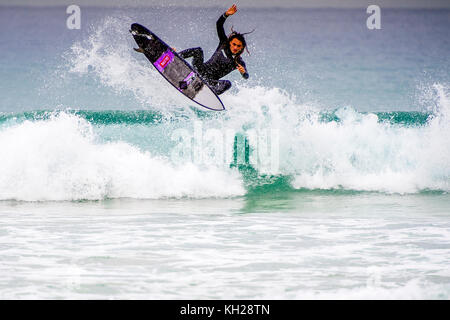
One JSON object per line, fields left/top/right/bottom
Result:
{"left": 133, "top": 47, "right": 145, "bottom": 53}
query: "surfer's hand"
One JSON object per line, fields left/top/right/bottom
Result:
{"left": 236, "top": 64, "right": 246, "bottom": 74}
{"left": 225, "top": 4, "right": 237, "bottom": 17}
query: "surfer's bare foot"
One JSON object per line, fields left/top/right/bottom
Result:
{"left": 133, "top": 47, "right": 144, "bottom": 53}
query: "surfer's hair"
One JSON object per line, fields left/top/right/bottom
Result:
{"left": 227, "top": 26, "right": 255, "bottom": 56}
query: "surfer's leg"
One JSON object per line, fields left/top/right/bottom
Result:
{"left": 212, "top": 80, "right": 232, "bottom": 95}
{"left": 190, "top": 48, "right": 205, "bottom": 71}
{"left": 179, "top": 47, "right": 204, "bottom": 70}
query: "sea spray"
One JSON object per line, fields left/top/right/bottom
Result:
{"left": 67, "top": 16, "right": 189, "bottom": 111}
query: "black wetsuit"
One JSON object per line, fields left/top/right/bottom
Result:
{"left": 179, "top": 13, "right": 249, "bottom": 95}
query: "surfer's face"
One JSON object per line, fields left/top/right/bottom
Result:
{"left": 229, "top": 38, "right": 244, "bottom": 55}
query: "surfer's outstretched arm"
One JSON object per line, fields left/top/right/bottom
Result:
{"left": 217, "top": 4, "right": 237, "bottom": 43}
{"left": 216, "top": 14, "right": 228, "bottom": 43}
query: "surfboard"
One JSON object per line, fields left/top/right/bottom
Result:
{"left": 130, "top": 23, "right": 225, "bottom": 111}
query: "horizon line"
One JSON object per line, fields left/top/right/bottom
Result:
{"left": 2, "top": 4, "right": 450, "bottom": 9}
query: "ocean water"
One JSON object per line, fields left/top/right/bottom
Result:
{"left": 0, "top": 6, "right": 449, "bottom": 299}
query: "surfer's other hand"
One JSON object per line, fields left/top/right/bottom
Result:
{"left": 226, "top": 4, "right": 237, "bottom": 17}
{"left": 236, "top": 64, "right": 246, "bottom": 74}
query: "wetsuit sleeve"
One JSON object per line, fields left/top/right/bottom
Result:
{"left": 216, "top": 13, "right": 228, "bottom": 44}
{"left": 239, "top": 59, "right": 249, "bottom": 79}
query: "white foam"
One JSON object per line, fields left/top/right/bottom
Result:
{"left": 292, "top": 279, "right": 449, "bottom": 300}
{"left": 222, "top": 83, "right": 450, "bottom": 193}
{"left": 0, "top": 112, "right": 245, "bottom": 201}
{"left": 292, "top": 86, "right": 450, "bottom": 193}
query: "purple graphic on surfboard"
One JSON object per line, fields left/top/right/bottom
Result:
{"left": 179, "top": 71, "right": 196, "bottom": 92}
{"left": 154, "top": 50, "right": 174, "bottom": 72}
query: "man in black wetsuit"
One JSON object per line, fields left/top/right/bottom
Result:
{"left": 178, "top": 4, "right": 249, "bottom": 95}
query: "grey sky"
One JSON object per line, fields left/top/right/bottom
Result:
{"left": 1, "top": 0, "right": 450, "bottom": 8}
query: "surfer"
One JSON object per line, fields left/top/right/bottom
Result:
{"left": 177, "top": 4, "right": 251, "bottom": 95}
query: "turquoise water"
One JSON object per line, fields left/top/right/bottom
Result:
{"left": 0, "top": 6, "right": 449, "bottom": 299}
{"left": 0, "top": 109, "right": 434, "bottom": 126}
